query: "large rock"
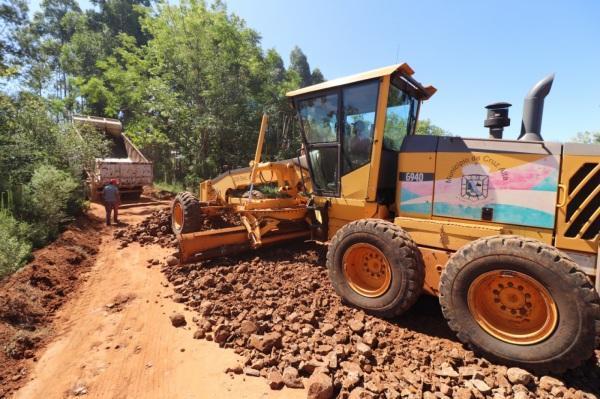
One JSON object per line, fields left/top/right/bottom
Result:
{"left": 213, "top": 325, "right": 230, "bottom": 344}
{"left": 320, "top": 323, "right": 335, "bottom": 336}
{"left": 469, "top": 379, "right": 492, "bottom": 394}
{"left": 243, "top": 367, "right": 260, "bottom": 377}
{"left": 506, "top": 368, "right": 533, "bottom": 386}
{"left": 198, "top": 300, "right": 214, "bottom": 316}
{"left": 169, "top": 313, "right": 186, "bottom": 327}
{"left": 454, "top": 387, "right": 473, "bottom": 399}
{"left": 248, "top": 332, "right": 282, "bottom": 353}
{"left": 307, "top": 372, "right": 333, "bottom": 399}
{"left": 539, "top": 376, "right": 564, "bottom": 391}
{"left": 513, "top": 392, "right": 529, "bottom": 399}
{"left": 348, "top": 319, "right": 364, "bottom": 334}
{"left": 282, "top": 366, "right": 304, "bottom": 389}
{"left": 240, "top": 320, "right": 258, "bottom": 335}
{"left": 166, "top": 255, "right": 178, "bottom": 266}
{"left": 267, "top": 370, "right": 284, "bottom": 390}
{"left": 435, "top": 366, "right": 459, "bottom": 378}
{"left": 356, "top": 342, "right": 372, "bottom": 356}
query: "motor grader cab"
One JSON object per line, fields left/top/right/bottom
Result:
{"left": 172, "top": 63, "right": 599, "bottom": 373}
{"left": 285, "top": 63, "right": 599, "bottom": 373}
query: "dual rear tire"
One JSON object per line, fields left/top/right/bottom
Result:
{"left": 327, "top": 222, "right": 599, "bottom": 373}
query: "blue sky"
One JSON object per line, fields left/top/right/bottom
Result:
{"left": 29, "top": 0, "right": 600, "bottom": 142}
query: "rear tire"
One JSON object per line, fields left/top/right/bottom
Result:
{"left": 439, "top": 235, "right": 600, "bottom": 373}
{"left": 171, "top": 192, "right": 202, "bottom": 234}
{"left": 326, "top": 219, "right": 424, "bottom": 318}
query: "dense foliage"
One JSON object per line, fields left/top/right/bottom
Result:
{"left": 0, "top": 91, "right": 109, "bottom": 276}
{"left": 0, "top": 0, "right": 325, "bottom": 276}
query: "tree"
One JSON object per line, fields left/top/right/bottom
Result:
{"left": 416, "top": 119, "right": 450, "bottom": 136}
{"left": 16, "top": 0, "right": 82, "bottom": 99}
{"left": 89, "top": 0, "right": 152, "bottom": 46}
{"left": 311, "top": 68, "right": 325, "bottom": 85}
{"left": 0, "top": 0, "right": 28, "bottom": 78}
{"left": 289, "top": 46, "right": 312, "bottom": 87}
{"left": 78, "top": 1, "right": 309, "bottom": 185}
{"left": 572, "top": 131, "right": 600, "bottom": 144}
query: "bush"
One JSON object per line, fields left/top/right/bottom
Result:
{"left": 0, "top": 211, "right": 31, "bottom": 278}
{"left": 23, "top": 165, "right": 79, "bottom": 245}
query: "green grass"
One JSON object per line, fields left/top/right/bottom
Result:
{"left": 154, "top": 180, "right": 186, "bottom": 194}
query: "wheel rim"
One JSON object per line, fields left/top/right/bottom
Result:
{"left": 343, "top": 243, "right": 391, "bottom": 298}
{"left": 173, "top": 202, "right": 184, "bottom": 231}
{"left": 467, "top": 270, "right": 558, "bottom": 345}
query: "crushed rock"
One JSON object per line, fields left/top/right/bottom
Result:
{"left": 124, "top": 208, "right": 600, "bottom": 398}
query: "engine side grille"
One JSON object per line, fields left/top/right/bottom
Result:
{"left": 564, "top": 162, "right": 600, "bottom": 240}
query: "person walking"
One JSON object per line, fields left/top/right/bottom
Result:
{"left": 102, "top": 179, "right": 120, "bottom": 226}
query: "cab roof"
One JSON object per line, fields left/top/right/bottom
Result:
{"left": 285, "top": 63, "right": 436, "bottom": 100}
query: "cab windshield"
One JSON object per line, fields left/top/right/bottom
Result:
{"left": 296, "top": 80, "right": 380, "bottom": 195}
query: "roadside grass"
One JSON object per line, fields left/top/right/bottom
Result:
{"left": 154, "top": 181, "right": 186, "bottom": 194}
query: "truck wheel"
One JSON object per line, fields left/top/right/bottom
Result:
{"left": 171, "top": 192, "right": 202, "bottom": 234}
{"left": 439, "top": 235, "right": 600, "bottom": 373}
{"left": 326, "top": 219, "right": 424, "bottom": 318}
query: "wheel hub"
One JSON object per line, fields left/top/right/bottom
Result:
{"left": 468, "top": 270, "right": 558, "bottom": 345}
{"left": 173, "top": 202, "right": 184, "bottom": 230}
{"left": 343, "top": 243, "right": 391, "bottom": 298}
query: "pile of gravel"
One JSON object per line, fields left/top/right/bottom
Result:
{"left": 114, "top": 209, "right": 176, "bottom": 249}
{"left": 161, "top": 243, "right": 600, "bottom": 399}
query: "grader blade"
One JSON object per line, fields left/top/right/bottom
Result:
{"left": 179, "top": 226, "right": 249, "bottom": 263}
{"left": 178, "top": 224, "right": 310, "bottom": 263}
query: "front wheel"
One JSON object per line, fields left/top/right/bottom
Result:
{"left": 326, "top": 219, "right": 424, "bottom": 318}
{"left": 171, "top": 192, "right": 202, "bottom": 234}
{"left": 439, "top": 235, "right": 600, "bottom": 373}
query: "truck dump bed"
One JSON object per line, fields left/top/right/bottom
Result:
{"left": 73, "top": 115, "right": 153, "bottom": 200}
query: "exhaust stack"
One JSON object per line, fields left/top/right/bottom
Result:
{"left": 519, "top": 74, "right": 555, "bottom": 141}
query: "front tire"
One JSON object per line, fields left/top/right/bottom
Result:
{"left": 439, "top": 235, "right": 600, "bottom": 373}
{"left": 326, "top": 219, "right": 424, "bottom": 318}
{"left": 171, "top": 192, "right": 202, "bottom": 234}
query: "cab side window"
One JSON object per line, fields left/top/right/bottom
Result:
{"left": 297, "top": 93, "right": 340, "bottom": 194}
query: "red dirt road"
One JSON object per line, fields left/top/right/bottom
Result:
{"left": 14, "top": 201, "right": 305, "bottom": 399}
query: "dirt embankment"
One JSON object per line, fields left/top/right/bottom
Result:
{"left": 0, "top": 215, "right": 102, "bottom": 397}
{"left": 119, "top": 211, "right": 600, "bottom": 399}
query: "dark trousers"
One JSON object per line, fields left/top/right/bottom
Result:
{"left": 104, "top": 202, "right": 119, "bottom": 225}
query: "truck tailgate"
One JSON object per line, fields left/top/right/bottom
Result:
{"left": 96, "top": 161, "right": 153, "bottom": 187}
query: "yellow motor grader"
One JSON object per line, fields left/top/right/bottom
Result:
{"left": 172, "top": 63, "right": 599, "bottom": 373}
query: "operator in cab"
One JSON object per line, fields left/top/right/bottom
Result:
{"left": 102, "top": 179, "right": 121, "bottom": 226}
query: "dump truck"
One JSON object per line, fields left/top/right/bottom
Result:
{"left": 171, "top": 64, "right": 599, "bottom": 373}
{"left": 73, "top": 115, "right": 153, "bottom": 201}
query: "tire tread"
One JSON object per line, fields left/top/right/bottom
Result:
{"left": 326, "top": 219, "right": 424, "bottom": 318}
